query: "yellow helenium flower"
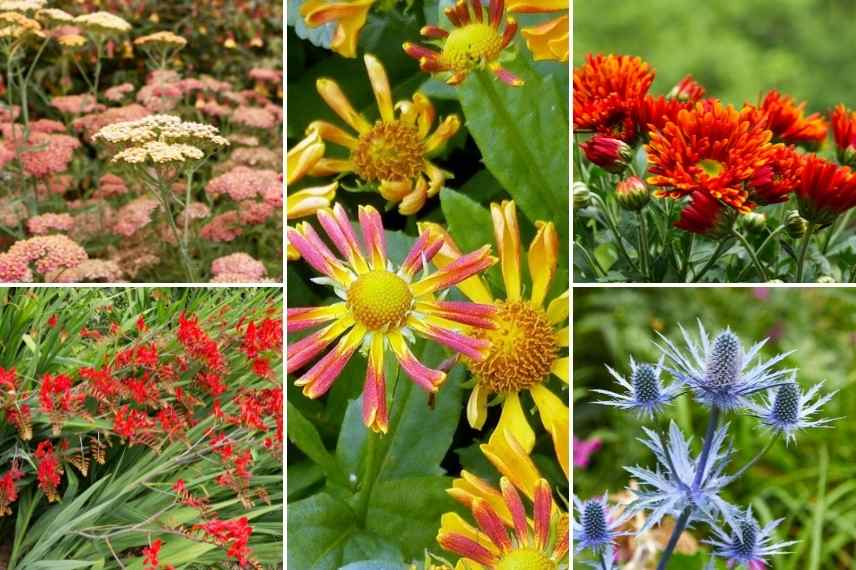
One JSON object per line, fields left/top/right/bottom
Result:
{"left": 506, "top": 0, "right": 568, "bottom": 62}
{"left": 294, "top": 53, "right": 460, "bottom": 215}
{"left": 419, "top": 200, "right": 569, "bottom": 463}
{"left": 300, "top": 0, "right": 374, "bottom": 58}
{"left": 286, "top": 129, "right": 337, "bottom": 260}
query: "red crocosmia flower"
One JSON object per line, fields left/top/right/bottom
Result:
{"left": 5, "top": 404, "right": 32, "bottom": 441}
{"left": 636, "top": 94, "right": 692, "bottom": 136}
{"left": 573, "top": 53, "right": 655, "bottom": 142}
{"left": 251, "top": 357, "right": 271, "bottom": 378}
{"left": 80, "top": 366, "right": 122, "bottom": 403}
{"left": 34, "top": 440, "right": 63, "bottom": 503}
{"left": 667, "top": 74, "right": 706, "bottom": 103}
{"left": 647, "top": 100, "right": 775, "bottom": 212}
{"left": 177, "top": 313, "right": 226, "bottom": 372}
{"left": 796, "top": 154, "right": 856, "bottom": 225}
{"left": 0, "top": 367, "right": 16, "bottom": 391}
{"left": 674, "top": 191, "right": 737, "bottom": 238}
{"left": 830, "top": 104, "right": 856, "bottom": 164}
{"left": 113, "top": 405, "right": 155, "bottom": 444}
{"left": 0, "top": 462, "right": 24, "bottom": 516}
{"left": 156, "top": 405, "right": 186, "bottom": 440}
{"left": 242, "top": 318, "right": 283, "bottom": 359}
{"left": 749, "top": 145, "right": 804, "bottom": 205}
{"left": 47, "top": 314, "right": 58, "bottom": 328}
{"left": 196, "top": 371, "right": 226, "bottom": 397}
{"left": 126, "top": 373, "right": 160, "bottom": 405}
{"left": 210, "top": 432, "right": 235, "bottom": 461}
{"left": 754, "top": 90, "right": 828, "bottom": 148}
{"left": 40, "top": 373, "right": 82, "bottom": 435}
{"left": 135, "top": 343, "right": 159, "bottom": 368}
{"left": 233, "top": 450, "right": 253, "bottom": 480}
{"left": 196, "top": 517, "right": 253, "bottom": 565}
{"left": 136, "top": 316, "right": 147, "bottom": 333}
{"left": 142, "top": 539, "right": 162, "bottom": 570}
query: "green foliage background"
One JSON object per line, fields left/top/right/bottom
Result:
{"left": 574, "top": 0, "right": 856, "bottom": 112}
{"left": 574, "top": 287, "right": 856, "bottom": 569}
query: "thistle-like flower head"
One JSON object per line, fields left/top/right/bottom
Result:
{"left": 625, "top": 421, "right": 738, "bottom": 532}
{"left": 572, "top": 493, "right": 626, "bottom": 554}
{"left": 706, "top": 508, "right": 796, "bottom": 569}
{"left": 656, "top": 321, "right": 794, "bottom": 410}
{"left": 594, "top": 356, "right": 681, "bottom": 418}
{"left": 750, "top": 377, "right": 837, "bottom": 443}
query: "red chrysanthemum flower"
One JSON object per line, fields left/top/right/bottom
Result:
{"left": 673, "top": 191, "right": 737, "bottom": 238}
{"left": 573, "top": 53, "right": 655, "bottom": 142}
{"left": 636, "top": 94, "right": 692, "bottom": 137}
{"left": 667, "top": 74, "right": 706, "bottom": 103}
{"left": 749, "top": 144, "right": 804, "bottom": 205}
{"left": 830, "top": 104, "right": 856, "bottom": 163}
{"left": 750, "top": 90, "right": 828, "bottom": 148}
{"left": 647, "top": 100, "right": 775, "bottom": 212}
{"left": 796, "top": 154, "right": 856, "bottom": 225}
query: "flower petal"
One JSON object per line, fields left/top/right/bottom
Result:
{"left": 416, "top": 222, "right": 494, "bottom": 303}
{"left": 467, "top": 383, "right": 489, "bottom": 429}
{"left": 358, "top": 205, "right": 387, "bottom": 270}
{"left": 362, "top": 334, "right": 388, "bottom": 433}
{"left": 307, "top": 120, "right": 359, "bottom": 149}
{"left": 533, "top": 478, "right": 553, "bottom": 549}
{"left": 491, "top": 391, "right": 535, "bottom": 453}
{"left": 286, "top": 304, "right": 348, "bottom": 333}
{"left": 364, "top": 54, "right": 394, "bottom": 122}
{"left": 286, "top": 183, "right": 337, "bottom": 220}
{"left": 546, "top": 290, "right": 569, "bottom": 324}
{"left": 481, "top": 427, "right": 541, "bottom": 499}
{"left": 287, "top": 130, "right": 324, "bottom": 184}
{"left": 530, "top": 384, "right": 569, "bottom": 478}
{"left": 550, "top": 356, "right": 569, "bottom": 383}
{"left": 295, "top": 325, "right": 366, "bottom": 398}
{"left": 528, "top": 220, "right": 558, "bottom": 307}
{"left": 388, "top": 332, "right": 445, "bottom": 391}
{"left": 316, "top": 77, "right": 372, "bottom": 133}
{"left": 471, "top": 498, "right": 511, "bottom": 551}
{"left": 410, "top": 245, "right": 496, "bottom": 297}
{"left": 491, "top": 201, "right": 521, "bottom": 301}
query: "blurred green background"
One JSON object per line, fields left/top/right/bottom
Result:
{"left": 573, "top": 0, "right": 856, "bottom": 112}
{"left": 574, "top": 287, "right": 856, "bottom": 569}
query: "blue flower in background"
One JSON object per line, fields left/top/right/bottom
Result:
{"left": 626, "top": 421, "right": 738, "bottom": 531}
{"left": 573, "top": 493, "right": 627, "bottom": 554}
{"left": 750, "top": 378, "right": 838, "bottom": 443}
{"left": 706, "top": 508, "right": 796, "bottom": 569}
{"left": 656, "top": 321, "right": 794, "bottom": 410}
{"left": 594, "top": 356, "right": 682, "bottom": 417}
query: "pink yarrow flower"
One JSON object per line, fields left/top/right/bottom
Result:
{"left": 211, "top": 253, "right": 267, "bottom": 281}
{"left": 206, "top": 166, "right": 280, "bottom": 202}
{"left": 7, "top": 235, "right": 87, "bottom": 277}
{"left": 113, "top": 197, "right": 160, "bottom": 237}
{"left": 27, "top": 213, "right": 74, "bottom": 235}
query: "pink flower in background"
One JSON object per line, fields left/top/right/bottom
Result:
{"left": 9, "top": 133, "right": 80, "bottom": 178}
{"left": 231, "top": 106, "right": 277, "bottom": 129}
{"left": 211, "top": 253, "right": 266, "bottom": 281}
{"left": 27, "top": 213, "right": 74, "bottom": 235}
{"left": 113, "top": 197, "right": 160, "bottom": 237}
{"left": 94, "top": 173, "right": 129, "bottom": 198}
{"left": 248, "top": 68, "right": 282, "bottom": 83}
{"left": 753, "top": 288, "right": 771, "bottom": 301}
{"left": 179, "top": 202, "right": 211, "bottom": 225}
{"left": 573, "top": 435, "right": 602, "bottom": 469}
{"left": 0, "top": 146, "right": 15, "bottom": 169}
{"left": 199, "top": 100, "right": 233, "bottom": 119}
{"left": 51, "top": 259, "right": 123, "bottom": 283}
{"left": 239, "top": 201, "right": 274, "bottom": 225}
{"left": 104, "top": 83, "right": 135, "bottom": 102}
{"left": 200, "top": 212, "right": 242, "bottom": 242}
{"left": 30, "top": 119, "right": 67, "bottom": 134}
{"left": 8, "top": 235, "right": 87, "bottom": 277}
{"left": 0, "top": 252, "right": 32, "bottom": 282}
{"left": 206, "top": 166, "right": 280, "bottom": 202}
{"left": 51, "top": 94, "right": 102, "bottom": 115}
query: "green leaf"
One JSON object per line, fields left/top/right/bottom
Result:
{"left": 440, "top": 188, "right": 494, "bottom": 256}
{"left": 27, "top": 562, "right": 96, "bottom": 569}
{"left": 287, "top": 401, "right": 347, "bottom": 486}
{"left": 457, "top": 55, "right": 570, "bottom": 256}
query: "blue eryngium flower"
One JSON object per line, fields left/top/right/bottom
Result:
{"left": 626, "top": 421, "right": 738, "bottom": 532}
{"left": 594, "top": 356, "right": 681, "bottom": 417}
{"left": 573, "top": 493, "right": 626, "bottom": 553}
{"left": 750, "top": 377, "right": 837, "bottom": 443}
{"left": 706, "top": 508, "right": 796, "bottom": 569}
{"left": 656, "top": 321, "right": 794, "bottom": 410}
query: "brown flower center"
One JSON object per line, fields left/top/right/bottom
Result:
{"left": 352, "top": 120, "right": 424, "bottom": 182}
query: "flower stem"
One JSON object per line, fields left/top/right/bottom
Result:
{"left": 691, "top": 239, "right": 731, "bottom": 283}
{"left": 732, "top": 433, "right": 781, "bottom": 479}
{"left": 592, "top": 192, "right": 639, "bottom": 275}
{"left": 638, "top": 209, "right": 651, "bottom": 279}
{"left": 733, "top": 229, "right": 769, "bottom": 281}
{"left": 356, "top": 428, "right": 381, "bottom": 522}
{"left": 796, "top": 222, "right": 818, "bottom": 283}
{"left": 735, "top": 224, "right": 785, "bottom": 282}
{"left": 656, "top": 507, "right": 691, "bottom": 570}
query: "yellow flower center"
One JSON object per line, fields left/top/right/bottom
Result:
{"left": 347, "top": 270, "right": 413, "bottom": 331}
{"left": 466, "top": 301, "right": 558, "bottom": 393}
{"left": 697, "top": 158, "right": 725, "bottom": 177}
{"left": 352, "top": 120, "right": 424, "bottom": 182}
{"left": 442, "top": 22, "right": 503, "bottom": 71}
{"left": 495, "top": 548, "right": 556, "bottom": 570}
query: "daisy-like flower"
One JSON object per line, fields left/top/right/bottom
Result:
{"left": 626, "top": 421, "right": 738, "bottom": 532}
{"left": 830, "top": 104, "right": 856, "bottom": 165}
{"left": 706, "top": 509, "right": 795, "bottom": 569}
{"left": 795, "top": 154, "right": 856, "bottom": 225}
{"left": 287, "top": 204, "right": 497, "bottom": 433}
{"left": 506, "top": 0, "right": 568, "bottom": 62}
{"left": 647, "top": 100, "right": 776, "bottom": 213}
{"left": 748, "top": 144, "right": 803, "bottom": 205}
{"left": 573, "top": 54, "right": 655, "bottom": 142}
{"left": 573, "top": 493, "right": 626, "bottom": 554}
{"left": 673, "top": 191, "right": 737, "bottom": 238}
{"left": 593, "top": 357, "right": 681, "bottom": 418}
{"left": 403, "top": 0, "right": 523, "bottom": 87}
{"left": 438, "top": 433, "right": 567, "bottom": 569}
{"left": 753, "top": 90, "right": 827, "bottom": 149}
{"left": 655, "top": 322, "right": 794, "bottom": 410}
{"left": 299, "top": 0, "right": 374, "bottom": 58}
{"left": 293, "top": 54, "right": 459, "bottom": 215}
{"left": 419, "top": 200, "right": 568, "bottom": 467}
{"left": 750, "top": 378, "right": 837, "bottom": 443}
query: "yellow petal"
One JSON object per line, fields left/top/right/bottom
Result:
{"left": 520, "top": 16, "right": 569, "bottom": 63}
{"left": 304, "top": 0, "right": 374, "bottom": 59}
{"left": 287, "top": 182, "right": 337, "bottom": 220}
{"left": 378, "top": 179, "right": 412, "bottom": 202}
{"left": 309, "top": 157, "right": 354, "bottom": 177}
{"left": 467, "top": 383, "right": 489, "bottom": 429}
{"left": 551, "top": 356, "right": 569, "bottom": 383}
{"left": 491, "top": 201, "right": 521, "bottom": 301}
{"left": 307, "top": 120, "right": 358, "bottom": 149}
{"left": 287, "top": 241, "right": 300, "bottom": 260}
{"left": 481, "top": 428, "right": 541, "bottom": 499}
{"left": 398, "top": 176, "right": 427, "bottom": 215}
{"left": 423, "top": 161, "right": 447, "bottom": 197}
{"left": 506, "top": 0, "right": 568, "bottom": 13}
{"left": 413, "top": 92, "right": 436, "bottom": 138}
{"left": 438, "top": 512, "right": 498, "bottom": 555}
{"left": 528, "top": 220, "right": 558, "bottom": 307}
{"left": 555, "top": 326, "right": 569, "bottom": 348}
{"left": 546, "top": 289, "right": 569, "bottom": 325}
{"left": 416, "top": 222, "right": 493, "bottom": 304}
{"left": 316, "top": 77, "right": 371, "bottom": 133}
{"left": 424, "top": 114, "right": 461, "bottom": 154}
{"left": 530, "top": 384, "right": 569, "bottom": 479}
{"left": 364, "top": 53, "right": 394, "bottom": 122}
{"left": 491, "top": 391, "right": 534, "bottom": 453}
{"left": 286, "top": 130, "right": 325, "bottom": 184}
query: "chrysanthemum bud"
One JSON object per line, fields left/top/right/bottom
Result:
{"left": 705, "top": 331, "right": 742, "bottom": 388}
{"left": 581, "top": 135, "right": 632, "bottom": 174}
{"left": 667, "top": 74, "right": 705, "bottom": 103}
{"left": 615, "top": 176, "right": 650, "bottom": 211}
{"left": 573, "top": 181, "right": 591, "bottom": 210}
{"left": 582, "top": 500, "right": 609, "bottom": 545}
{"left": 740, "top": 212, "right": 767, "bottom": 234}
{"left": 838, "top": 145, "right": 856, "bottom": 168}
{"left": 632, "top": 363, "right": 660, "bottom": 403}
{"left": 785, "top": 210, "right": 808, "bottom": 239}
{"left": 770, "top": 383, "right": 799, "bottom": 426}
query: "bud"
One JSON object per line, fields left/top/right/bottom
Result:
{"left": 573, "top": 181, "right": 591, "bottom": 209}
{"left": 631, "top": 363, "right": 661, "bottom": 404}
{"left": 816, "top": 275, "right": 836, "bottom": 283}
{"left": 674, "top": 191, "right": 736, "bottom": 239}
{"left": 615, "top": 176, "right": 650, "bottom": 211}
{"left": 582, "top": 500, "right": 609, "bottom": 544}
{"left": 836, "top": 145, "right": 856, "bottom": 168}
{"left": 770, "top": 383, "right": 799, "bottom": 426}
{"left": 666, "top": 74, "right": 705, "bottom": 103}
{"left": 785, "top": 210, "right": 808, "bottom": 239}
{"left": 704, "top": 331, "right": 742, "bottom": 388}
{"left": 740, "top": 212, "right": 767, "bottom": 233}
{"left": 580, "top": 135, "right": 632, "bottom": 174}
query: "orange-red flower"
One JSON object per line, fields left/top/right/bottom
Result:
{"left": 636, "top": 95, "right": 692, "bottom": 137}
{"left": 674, "top": 191, "right": 736, "bottom": 238}
{"left": 830, "top": 104, "right": 856, "bottom": 164}
{"left": 647, "top": 100, "right": 775, "bottom": 212}
{"left": 796, "top": 154, "right": 856, "bottom": 225}
{"left": 573, "top": 53, "right": 655, "bottom": 142}
{"left": 753, "top": 90, "right": 827, "bottom": 148}
{"left": 749, "top": 144, "right": 804, "bottom": 205}
{"left": 667, "top": 74, "right": 706, "bottom": 103}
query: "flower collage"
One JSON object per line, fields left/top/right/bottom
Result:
{"left": 1, "top": 0, "right": 853, "bottom": 568}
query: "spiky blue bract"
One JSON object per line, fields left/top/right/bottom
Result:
{"left": 706, "top": 508, "right": 796, "bottom": 569}
{"left": 625, "top": 421, "right": 738, "bottom": 532}
{"left": 750, "top": 378, "right": 838, "bottom": 443}
{"left": 593, "top": 356, "right": 681, "bottom": 418}
{"left": 573, "top": 493, "right": 627, "bottom": 554}
{"left": 656, "top": 321, "right": 794, "bottom": 411}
